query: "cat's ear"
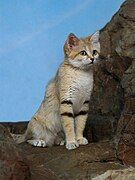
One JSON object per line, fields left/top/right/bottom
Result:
{"left": 64, "top": 33, "right": 79, "bottom": 56}
{"left": 87, "top": 31, "right": 100, "bottom": 52}
{"left": 66, "top": 33, "right": 79, "bottom": 49}
{"left": 90, "top": 31, "right": 100, "bottom": 44}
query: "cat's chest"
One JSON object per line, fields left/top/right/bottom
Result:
{"left": 72, "top": 73, "right": 92, "bottom": 93}
{"left": 70, "top": 71, "right": 93, "bottom": 109}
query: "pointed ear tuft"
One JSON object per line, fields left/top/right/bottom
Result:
{"left": 87, "top": 31, "right": 100, "bottom": 53}
{"left": 90, "top": 31, "right": 100, "bottom": 44}
{"left": 64, "top": 33, "right": 79, "bottom": 56}
{"left": 66, "top": 33, "right": 79, "bottom": 48}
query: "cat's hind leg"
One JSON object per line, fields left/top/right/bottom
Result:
{"left": 26, "top": 117, "right": 55, "bottom": 147}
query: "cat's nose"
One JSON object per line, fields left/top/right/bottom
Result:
{"left": 90, "top": 58, "right": 94, "bottom": 63}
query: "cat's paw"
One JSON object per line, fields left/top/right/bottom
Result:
{"left": 77, "top": 137, "right": 88, "bottom": 145}
{"left": 27, "top": 139, "right": 46, "bottom": 147}
{"left": 60, "top": 140, "right": 65, "bottom": 146}
{"left": 66, "top": 141, "right": 79, "bottom": 150}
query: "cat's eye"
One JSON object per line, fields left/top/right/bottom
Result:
{"left": 80, "top": 50, "right": 87, "bottom": 56}
{"left": 93, "top": 50, "right": 98, "bottom": 56}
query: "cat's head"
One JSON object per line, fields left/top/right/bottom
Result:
{"left": 64, "top": 31, "right": 100, "bottom": 69}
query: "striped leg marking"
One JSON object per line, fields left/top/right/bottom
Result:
{"left": 75, "top": 101, "right": 89, "bottom": 145}
{"left": 60, "top": 100, "right": 78, "bottom": 150}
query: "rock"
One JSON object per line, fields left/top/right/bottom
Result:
{"left": 20, "top": 141, "right": 124, "bottom": 179}
{"left": 0, "top": 123, "right": 125, "bottom": 179}
{"left": 0, "top": 125, "right": 31, "bottom": 180}
{"left": 86, "top": 0, "right": 135, "bottom": 143}
{"left": 84, "top": 0, "right": 135, "bottom": 167}
{"left": 1, "top": 121, "right": 28, "bottom": 134}
{"left": 92, "top": 167, "right": 135, "bottom": 180}
{"left": 116, "top": 38, "right": 135, "bottom": 166}
{"left": 0, "top": 124, "right": 12, "bottom": 141}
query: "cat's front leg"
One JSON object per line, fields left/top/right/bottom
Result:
{"left": 75, "top": 100, "right": 89, "bottom": 145}
{"left": 60, "top": 100, "right": 79, "bottom": 150}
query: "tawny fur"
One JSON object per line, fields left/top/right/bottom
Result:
{"left": 12, "top": 31, "right": 100, "bottom": 150}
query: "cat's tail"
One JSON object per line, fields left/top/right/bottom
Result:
{"left": 11, "top": 130, "right": 30, "bottom": 144}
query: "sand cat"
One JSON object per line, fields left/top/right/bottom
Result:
{"left": 13, "top": 31, "right": 100, "bottom": 150}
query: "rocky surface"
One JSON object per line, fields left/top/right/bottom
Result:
{"left": 0, "top": 125, "right": 30, "bottom": 180}
{"left": 0, "top": 0, "right": 135, "bottom": 179}
{"left": 0, "top": 123, "right": 125, "bottom": 179}
{"left": 92, "top": 167, "right": 135, "bottom": 180}
{"left": 116, "top": 61, "right": 135, "bottom": 166}
{"left": 87, "top": 0, "right": 134, "bottom": 141}
{"left": 86, "top": 0, "right": 135, "bottom": 167}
